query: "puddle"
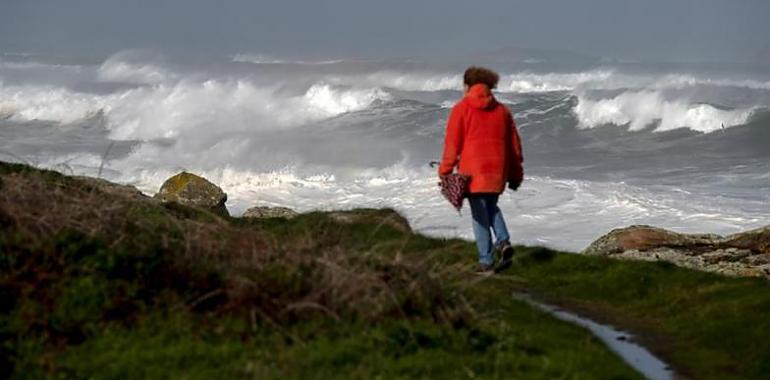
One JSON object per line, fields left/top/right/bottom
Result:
{"left": 513, "top": 293, "right": 675, "bottom": 380}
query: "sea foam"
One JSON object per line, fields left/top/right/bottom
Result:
{"left": 573, "top": 90, "right": 756, "bottom": 133}
{"left": 0, "top": 79, "right": 391, "bottom": 141}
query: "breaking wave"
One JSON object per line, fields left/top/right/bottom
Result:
{"left": 500, "top": 70, "right": 615, "bottom": 92}
{"left": 327, "top": 70, "right": 615, "bottom": 93}
{"left": 98, "top": 56, "right": 176, "bottom": 85}
{"left": 232, "top": 53, "right": 346, "bottom": 65}
{"left": 0, "top": 60, "right": 83, "bottom": 72}
{"left": 573, "top": 90, "right": 757, "bottom": 133}
{"left": 0, "top": 84, "right": 106, "bottom": 124}
{"left": 3, "top": 51, "right": 770, "bottom": 250}
{"left": 0, "top": 79, "right": 391, "bottom": 140}
{"left": 322, "top": 69, "right": 770, "bottom": 95}
{"left": 651, "top": 74, "right": 770, "bottom": 91}
{"left": 42, "top": 153, "right": 764, "bottom": 252}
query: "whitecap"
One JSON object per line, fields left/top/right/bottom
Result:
{"left": 573, "top": 90, "right": 756, "bottom": 133}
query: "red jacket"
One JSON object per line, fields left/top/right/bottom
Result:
{"left": 438, "top": 84, "right": 523, "bottom": 194}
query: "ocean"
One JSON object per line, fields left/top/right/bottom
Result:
{"left": 1, "top": 50, "right": 768, "bottom": 251}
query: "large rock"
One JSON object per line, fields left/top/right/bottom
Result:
{"left": 74, "top": 176, "right": 148, "bottom": 201}
{"left": 327, "top": 208, "right": 411, "bottom": 233}
{"left": 242, "top": 206, "right": 298, "bottom": 219}
{"left": 155, "top": 172, "right": 228, "bottom": 216}
{"left": 583, "top": 225, "right": 770, "bottom": 278}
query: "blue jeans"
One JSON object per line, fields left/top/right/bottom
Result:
{"left": 468, "top": 194, "right": 510, "bottom": 266}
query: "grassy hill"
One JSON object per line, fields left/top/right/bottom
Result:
{"left": 1, "top": 161, "right": 769, "bottom": 379}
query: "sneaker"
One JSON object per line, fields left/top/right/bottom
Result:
{"left": 495, "top": 242, "right": 515, "bottom": 272}
{"left": 474, "top": 264, "right": 495, "bottom": 276}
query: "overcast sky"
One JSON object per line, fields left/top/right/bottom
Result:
{"left": 2, "top": 0, "right": 769, "bottom": 62}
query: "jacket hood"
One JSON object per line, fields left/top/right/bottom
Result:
{"left": 465, "top": 83, "right": 496, "bottom": 109}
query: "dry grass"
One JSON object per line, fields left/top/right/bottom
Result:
{"left": 0, "top": 162, "right": 473, "bottom": 333}
{"left": 0, "top": 162, "right": 653, "bottom": 379}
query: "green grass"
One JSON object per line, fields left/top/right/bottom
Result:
{"left": 507, "top": 246, "right": 770, "bottom": 380}
{"left": 3, "top": 161, "right": 770, "bottom": 379}
{"left": 0, "top": 161, "right": 641, "bottom": 379}
{"left": 47, "top": 311, "right": 639, "bottom": 380}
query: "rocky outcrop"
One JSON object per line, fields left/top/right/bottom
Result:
{"left": 327, "top": 208, "right": 411, "bottom": 233}
{"left": 242, "top": 206, "right": 298, "bottom": 219}
{"left": 74, "top": 176, "right": 149, "bottom": 201}
{"left": 583, "top": 225, "right": 770, "bottom": 278}
{"left": 155, "top": 172, "right": 228, "bottom": 216}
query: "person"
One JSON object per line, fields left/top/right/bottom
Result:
{"left": 438, "top": 66, "right": 524, "bottom": 275}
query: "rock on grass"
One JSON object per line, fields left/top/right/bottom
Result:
{"left": 242, "top": 206, "right": 298, "bottom": 219}
{"left": 583, "top": 225, "right": 770, "bottom": 278}
{"left": 155, "top": 172, "right": 228, "bottom": 217}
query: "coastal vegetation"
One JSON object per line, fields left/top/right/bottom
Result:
{"left": 1, "top": 161, "right": 768, "bottom": 379}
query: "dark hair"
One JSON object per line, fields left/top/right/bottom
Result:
{"left": 463, "top": 66, "right": 500, "bottom": 89}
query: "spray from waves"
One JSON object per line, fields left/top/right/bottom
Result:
{"left": 0, "top": 79, "right": 391, "bottom": 140}
{"left": 0, "top": 60, "right": 84, "bottom": 72}
{"left": 95, "top": 50, "right": 187, "bottom": 85}
{"left": 324, "top": 69, "right": 770, "bottom": 94}
{"left": 232, "top": 53, "right": 346, "bottom": 65}
{"left": 303, "top": 83, "right": 390, "bottom": 115}
{"left": 315, "top": 69, "right": 615, "bottom": 93}
{"left": 503, "top": 71, "right": 770, "bottom": 93}
{"left": 500, "top": 70, "right": 615, "bottom": 92}
{"left": 573, "top": 90, "right": 757, "bottom": 133}
{"left": 325, "top": 70, "right": 617, "bottom": 93}
{"left": 324, "top": 71, "right": 463, "bottom": 92}
{"left": 100, "top": 80, "right": 390, "bottom": 141}
{"left": 0, "top": 83, "right": 107, "bottom": 124}
{"left": 653, "top": 74, "right": 770, "bottom": 91}
{"left": 97, "top": 56, "right": 176, "bottom": 85}
{"left": 4, "top": 51, "right": 770, "bottom": 252}
{"left": 54, "top": 151, "right": 765, "bottom": 252}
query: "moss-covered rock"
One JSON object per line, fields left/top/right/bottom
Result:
{"left": 155, "top": 172, "right": 228, "bottom": 217}
{"left": 327, "top": 208, "right": 411, "bottom": 233}
{"left": 74, "top": 176, "right": 148, "bottom": 201}
{"left": 242, "top": 206, "right": 298, "bottom": 219}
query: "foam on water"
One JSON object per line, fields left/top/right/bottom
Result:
{"left": 322, "top": 69, "right": 770, "bottom": 94}
{"left": 303, "top": 83, "right": 391, "bottom": 116}
{"left": 0, "top": 79, "right": 391, "bottom": 141}
{"left": 0, "top": 84, "right": 107, "bottom": 124}
{"left": 323, "top": 70, "right": 615, "bottom": 93}
{"left": 653, "top": 74, "right": 770, "bottom": 91}
{"left": 2, "top": 52, "right": 768, "bottom": 139}
{"left": 2, "top": 52, "right": 769, "bottom": 252}
{"left": 500, "top": 70, "right": 615, "bottom": 92}
{"left": 232, "top": 53, "right": 346, "bottom": 65}
{"left": 50, "top": 152, "right": 763, "bottom": 252}
{"left": 574, "top": 90, "right": 756, "bottom": 132}
{"left": 0, "top": 60, "right": 84, "bottom": 72}
{"left": 98, "top": 56, "right": 176, "bottom": 85}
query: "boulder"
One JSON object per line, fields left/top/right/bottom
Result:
{"left": 583, "top": 225, "right": 770, "bottom": 278}
{"left": 74, "top": 176, "right": 148, "bottom": 200}
{"left": 722, "top": 226, "right": 770, "bottom": 254}
{"left": 242, "top": 206, "right": 298, "bottom": 219}
{"left": 155, "top": 172, "right": 228, "bottom": 216}
{"left": 327, "top": 208, "right": 411, "bottom": 233}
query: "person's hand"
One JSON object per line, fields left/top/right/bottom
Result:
{"left": 508, "top": 180, "right": 521, "bottom": 191}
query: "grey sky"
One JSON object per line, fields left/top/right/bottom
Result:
{"left": 2, "top": 0, "right": 769, "bottom": 62}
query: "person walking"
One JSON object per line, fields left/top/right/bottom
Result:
{"left": 438, "top": 66, "right": 524, "bottom": 275}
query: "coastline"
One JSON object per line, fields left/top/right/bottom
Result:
{"left": 2, "top": 161, "right": 769, "bottom": 379}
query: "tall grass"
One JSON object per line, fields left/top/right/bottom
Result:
{"left": 0, "top": 162, "right": 644, "bottom": 379}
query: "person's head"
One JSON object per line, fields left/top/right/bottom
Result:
{"left": 463, "top": 66, "right": 499, "bottom": 93}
